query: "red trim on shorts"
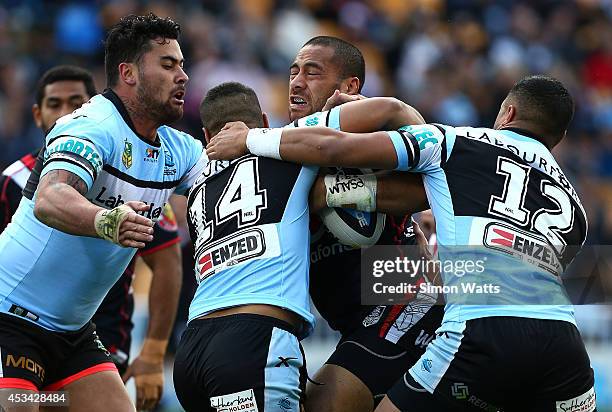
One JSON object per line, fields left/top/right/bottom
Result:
{"left": 43, "top": 362, "right": 117, "bottom": 391}
{"left": 0, "top": 378, "right": 39, "bottom": 391}
{"left": 138, "top": 237, "right": 180, "bottom": 256}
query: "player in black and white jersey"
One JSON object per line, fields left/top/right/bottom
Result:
{"left": 288, "top": 36, "right": 443, "bottom": 411}
{"left": 0, "top": 65, "right": 182, "bottom": 412}
{"left": 209, "top": 75, "right": 595, "bottom": 412}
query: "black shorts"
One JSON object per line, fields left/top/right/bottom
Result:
{"left": 326, "top": 303, "right": 443, "bottom": 402}
{"left": 174, "top": 314, "right": 306, "bottom": 412}
{"left": 0, "top": 313, "right": 117, "bottom": 391}
{"left": 388, "top": 317, "right": 596, "bottom": 412}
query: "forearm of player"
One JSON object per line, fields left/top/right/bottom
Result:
{"left": 375, "top": 171, "right": 429, "bottom": 215}
{"left": 338, "top": 98, "right": 426, "bottom": 132}
{"left": 140, "top": 243, "right": 182, "bottom": 354}
{"left": 308, "top": 174, "right": 327, "bottom": 214}
{"left": 278, "top": 128, "right": 399, "bottom": 169}
{"left": 34, "top": 169, "right": 101, "bottom": 237}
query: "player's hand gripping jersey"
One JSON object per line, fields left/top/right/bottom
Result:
{"left": 0, "top": 90, "right": 206, "bottom": 331}
{"left": 387, "top": 124, "right": 587, "bottom": 324}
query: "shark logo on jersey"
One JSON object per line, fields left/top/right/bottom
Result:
{"left": 483, "top": 222, "right": 562, "bottom": 275}
{"left": 122, "top": 139, "right": 133, "bottom": 169}
{"left": 164, "top": 149, "right": 176, "bottom": 176}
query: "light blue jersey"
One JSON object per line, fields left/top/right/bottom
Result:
{"left": 0, "top": 90, "right": 206, "bottom": 331}
{"left": 186, "top": 109, "right": 340, "bottom": 338}
{"left": 386, "top": 124, "right": 587, "bottom": 325}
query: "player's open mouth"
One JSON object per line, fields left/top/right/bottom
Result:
{"left": 290, "top": 95, "right": 308, "bottom": 110}
{"left": 173, "top": 90, "right": 185, "bottom": 105}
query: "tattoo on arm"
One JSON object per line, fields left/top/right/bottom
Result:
{"left": 44, "top": 170, "right": 88, "bottom": 196}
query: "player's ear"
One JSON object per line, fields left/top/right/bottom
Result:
{"left": 203, "top": 127, "right": 212, "bottom": 144}
{"left": 262, "top": 112, "right": 270, "bottom": 128}
{"left": 32, "top": 104, "right": 43, "bottom": 129}
{"left": 118, "top": 62, "right": 137, "bottom": 86}
{"left": 343, "top": 77, "right": 360, "bottom": 95}
{"left": 503, "top": 104, "right": 517, "bottom": 125}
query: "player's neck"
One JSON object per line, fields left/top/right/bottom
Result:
{"left": 500, "top": 121, "right": 552, "bottom": 149}
{"left": 112, "top": 88, "right": 160, "bottom": 142}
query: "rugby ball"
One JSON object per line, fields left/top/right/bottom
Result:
{"left": 318, "top": 168, "right": 386, "bottom": 247}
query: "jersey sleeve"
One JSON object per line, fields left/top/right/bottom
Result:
{"left": 283, "top": 106, "right": 341, "bottom": 130}
{"left": 175, "top": 138, "right": 207, "bottom": 196}
{"left": 386, "top": 124, "right": 448, "bottom": 173}
{"left": 41, "top": 117, "right": 110, "bottom": 191}
{"left": 138, "top": 203, "right": 180, "bottom": 256}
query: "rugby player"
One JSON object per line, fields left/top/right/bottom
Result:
{"left": 173, "top": 82, "right": 427, "bottom": 412}
{"left": 0, "top": 65, "right": 182, "bottom": 411}
{"left": 207, "top": 75, "right": 596, "bottom": 411}
{"left": 289, "top": 36, "right": 443, "bottom": 411}
{"left": 0, "top": 13, "right": 206, "bottom": 412}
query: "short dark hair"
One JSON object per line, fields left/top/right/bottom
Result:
{"left": 35, "top": 65, "right": 96, "bottom": 106}
{"left": 200, "top": 82, "right": 264, "bottom": 137}
{"left": 104, "top": 13, "right": 181, "bottom": 87}
{"left": 304, "top": 36, "right": 365, "bottom": 92}
{"left": 508, "top": 75, "right": 574, "bottom": 140}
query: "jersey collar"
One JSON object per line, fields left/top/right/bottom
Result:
{"left": 500, "top": 127, "right": 550, "bottom": 149}
{"left": 102, "top": 89, "right": 162, "bottom": 147}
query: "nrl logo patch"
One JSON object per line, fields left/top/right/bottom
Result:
{"left": 122, "top": 139, "right": 133, "bottom": 169}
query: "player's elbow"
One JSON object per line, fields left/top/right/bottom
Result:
{"left": 33, "top": 190, "right": 52, "bottom": 224}
{"left": 387, "top": 98, "right": 425, "bottom": 128}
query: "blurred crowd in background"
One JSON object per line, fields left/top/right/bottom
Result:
{"left": 0, "top": 0, "right": 611, "bottom": 243}
{"left": 1, "top": 1, "right": 612, "bottom": 408}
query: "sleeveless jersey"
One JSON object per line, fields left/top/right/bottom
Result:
{"left": 0, "top": 89, "right": 206, "bottom": 331}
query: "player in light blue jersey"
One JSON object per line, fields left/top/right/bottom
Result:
{"left": 207, "top": 76, "right": 596, "bottom": 411}
{"left": 0, "top": 14, "right": 206, "bottom": 412}
{"left": 173, "top": 82, "right": 426, "bottom": 412}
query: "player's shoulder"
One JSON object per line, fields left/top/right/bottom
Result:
{"left": 46, "top": 94, "right": 113, "bottom": 142}
{"left": 158, "top": 126, "right": 202, "bottom": 151}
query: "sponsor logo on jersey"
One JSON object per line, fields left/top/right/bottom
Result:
{"left": 556, "top": 387, "right": 596, "bottom": 412}
{"left": 399, "top": 125, "right": 441, "bottom": 149}
{"left": 45, "top": 136, "right": 103, "bottom": 173}
{"left": 210, "top": 389, "right": 259, "bottom": 412}
{"left": 310, "top": 241, "right": 355, "bottom": 263}
{"left": 196, "top": 227, "right": 275, "bottom": 282}
{"left": 483, "top": 222, "right": 562, "bottom": 275}
{"left": 122, "top": 139, "right": 133, "bottom": 169}
{"left": 93, "top": 186, "right": 163, "bottom": 220}
{"left": 144, "top": 148, "right": 159, "bottom": 162}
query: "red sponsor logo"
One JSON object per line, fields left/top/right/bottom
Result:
{"left": 484, "top": 222, "right": 561, "bottom": 275}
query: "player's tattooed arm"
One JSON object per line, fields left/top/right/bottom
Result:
{"left": 34, "top": 169, "right": 102, "bottom": 236}
{"left": 34, "top": 170, "right": 154, "bottom": 246}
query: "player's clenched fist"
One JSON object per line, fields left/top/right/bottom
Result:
{"left": 94, "top": 201, "right": 154, "bottom": 248}
{"left": 206, "top": 121, "right": 250, "bottom": 160}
